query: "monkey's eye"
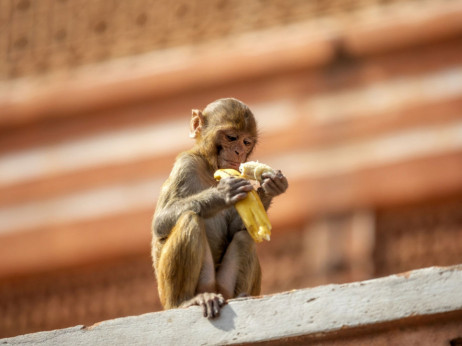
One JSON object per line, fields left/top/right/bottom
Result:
{"left": 244, "top": 140, "right": 252, "bottom": 146}
{"left": 226, "top": 135, "right": 237, "bottom": 141}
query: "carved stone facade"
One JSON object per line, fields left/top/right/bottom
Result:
{"left": 1, "top": 0, "right": 462, "bottom": 339}
{"left": 0, "top": 255, "right": 159, "bottom": 337}
{"left": 2, "top": 198, "right": 462, "bottom": 337}
{"left": 375, "top": 199, "right": 462, "bottom": 277}
{"left": 2, "top": 0, "right": 423, "bottom": 80}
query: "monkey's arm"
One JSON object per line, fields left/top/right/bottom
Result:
{"left": 153, "top": 186, "right": 223, "bottom": 239}
{"left": 153, "top": 177, "right": 252, "bottom": 239}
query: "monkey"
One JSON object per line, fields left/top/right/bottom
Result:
{"left": 151, "top": 98, "right": 288, "bottom": 318}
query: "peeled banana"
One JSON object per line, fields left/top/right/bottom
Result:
{"left": 239, "top": 161, "right": 275, "bottom": 182}
{"left": 214, "top": 166, "right": 272, "bottom": 243}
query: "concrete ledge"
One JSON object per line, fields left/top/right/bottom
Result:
{"left": 2, "top": 265, "right": 462, "bottom": 345}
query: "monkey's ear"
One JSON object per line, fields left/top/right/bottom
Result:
{"left": 189, "top": 109, "right": 204, "bottom": 139}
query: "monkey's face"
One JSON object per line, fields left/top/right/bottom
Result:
{"left": 216, "top": 130, "right": 255, "bottom": 170}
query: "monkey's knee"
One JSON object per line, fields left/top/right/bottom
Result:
{"left": 175, "top": 211, "right": 205, "bottom": 240}
{"left": 159, "top": 212, "right": 205, "bottom": 258}
{"left": 154, "top": 211, "right": 202, "bottom": 268}
{"left": 157, "top": 211, "right": 205, "bottom": 270}
{"left": 232, "top": 230, "right": 255, "bottom": 250}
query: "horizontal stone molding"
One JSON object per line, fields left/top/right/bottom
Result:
{"left": 2, "top": 265, "right": 462, "bottom": 345}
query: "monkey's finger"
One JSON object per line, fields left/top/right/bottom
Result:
{"left": 217, "top": 294, "right": 226, "bottom": 306}
{"left": 224, "top": 176, "right": 240, "bottom": 181}
{"left": 235, "top": 184, "right": 253, "bottom": 193}
{"left": 225, "top": 182, "right": 252, "bottom": 196}
{"left": 262, "top": 170, "right": 285, "bottom": 183}
{"left": 220, "top": 176, "right": 244, "bottom": 188}
{"left": 206, "top": 299, "right": 215, "bottom": 319}
{"left": 212, "top": 296, "right": 222, "bottom": 317}
{"left": 271, "top": 176, "right": 288, "bottom": 193}
{"left": 229, "top": 179, "right": 253, "bottom": 189}
{"left": 262, "top": 182, "right": 279, "bottom": 196}
{"left": 273, "top": 169, "right": 284, "bottom": 178}
{"left": 197, "top": 298, "right": 208, "bottom": 318}
{"left": 263, "top": 176, "right": 287, "bottom": 195}
{"left": 202, "top": 305, "right": 209, "bottom": 318}
{"left": 261, "top": 170, "right": 279, "bottom": 180}
{"left": 229, "top": 192, "right": 249, "bottom": 204}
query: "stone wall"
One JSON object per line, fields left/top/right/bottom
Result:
{"left": 2, "top": 265, "right": 462, "bottom": 346}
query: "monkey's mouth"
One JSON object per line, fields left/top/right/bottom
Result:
{"left": 226, "top": 161, "right": 241, "bottom": 170}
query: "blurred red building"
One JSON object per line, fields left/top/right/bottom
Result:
{"left": 1, "top": 0, "right": 462, "bottom": 338}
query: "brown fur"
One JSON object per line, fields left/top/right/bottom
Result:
{"left": 151, "top": 98, "right": 284, "bottom": 317}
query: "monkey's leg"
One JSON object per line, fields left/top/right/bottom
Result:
{"left": 195, "top": 230, "right": 216, "bottom": 295}
{"left": 156, "top": 211, "right": 215, "bottom": 309}
{"left": 216, "top": 230, "right": 262, "bottom": 299}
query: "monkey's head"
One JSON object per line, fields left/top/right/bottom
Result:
{"left": 190, "top": 98, "right": 258, "bottom": 171}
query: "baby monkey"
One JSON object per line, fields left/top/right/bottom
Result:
{"left": 151, "top": 98, "right": 288, "bottom": 318}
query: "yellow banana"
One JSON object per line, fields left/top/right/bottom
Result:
{"left": 214, "top": 168, "right": 272, "bottom": 243}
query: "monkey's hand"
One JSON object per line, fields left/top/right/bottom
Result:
{"left": 261, "top": 170, "right": 288, "bottom": 198}
{"left": 217, "top": 176, "right": 253, "bottom": 206}
{"left": 180, "top": 293, "right": 226, "bottom": 319}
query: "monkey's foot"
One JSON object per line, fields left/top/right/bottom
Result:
{"left": 180, "top": 292, "right": 226, "bottom": 319}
